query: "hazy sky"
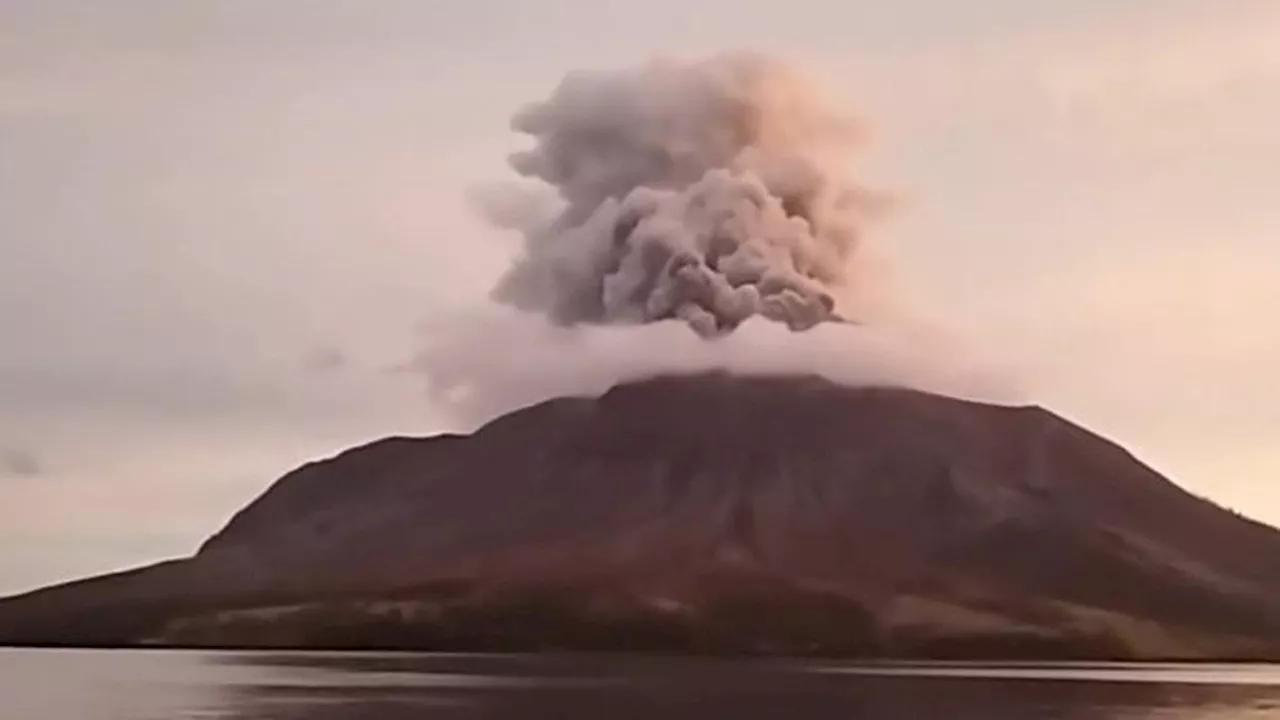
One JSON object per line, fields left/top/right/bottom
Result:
{"left": 2, "top": 0, "right": 1278, "bottom": 595}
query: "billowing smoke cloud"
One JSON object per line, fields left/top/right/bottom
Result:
{"left": 414, "top": 52, "right": 1020, "bottom": 426}
{"left": 483, "top": 51, "right": 883, "bottom": 336}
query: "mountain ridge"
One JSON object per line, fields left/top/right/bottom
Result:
{"left": 2, "top": 373, "right": 1279, "bottom": 659}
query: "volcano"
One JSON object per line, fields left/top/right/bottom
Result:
{"left": 2, "top": 373, "right": 1279, "bottom": 659}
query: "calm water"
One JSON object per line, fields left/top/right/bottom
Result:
{"left": 2, "top": 649, "right": 1279, "bottom": 719}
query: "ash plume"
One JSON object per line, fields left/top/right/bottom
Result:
{"left": 414, "top": 52, "right": 1020, "bottom": 425}
{"left": 484, "top": 51, "right": 882, "bottom": 336}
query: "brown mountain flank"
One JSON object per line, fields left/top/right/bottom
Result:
{"left": 2, "top": 373, "right": 1278, "bottom": 658}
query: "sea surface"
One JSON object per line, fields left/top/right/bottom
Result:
{"left": 2, "top": 649, "right": 1279, "bottom": 719}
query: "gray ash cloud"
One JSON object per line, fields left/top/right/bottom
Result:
{"left": 480, "top": 52, "right": 882, "bottom": 337}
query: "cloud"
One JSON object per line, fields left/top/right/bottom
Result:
{"left": 1, "top": 448, "right": 42, "bottom": 478}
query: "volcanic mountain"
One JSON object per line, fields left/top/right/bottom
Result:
{"left": 2, "top": 373, "right": 1279, "bottom": 659}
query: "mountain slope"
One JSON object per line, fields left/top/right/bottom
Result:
{"left": 2, "top": 373, "right": 1279, "bottom": 658}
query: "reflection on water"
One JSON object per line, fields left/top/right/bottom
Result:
{"left": 1, "top": 649, "right": 1278, "bottom": 719}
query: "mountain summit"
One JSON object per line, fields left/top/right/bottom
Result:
{"left": 2, "top": 373, "right": 1279, "bottom": 658}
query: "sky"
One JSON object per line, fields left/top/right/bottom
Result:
{"left": 1, "top": 0, "right": 1278, "bottom": 595}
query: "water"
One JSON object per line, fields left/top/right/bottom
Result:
{"left": 2, "top": 649, "right": 1279, "bottom": 719}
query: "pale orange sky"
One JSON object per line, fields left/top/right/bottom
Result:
{"left": 1, "top": 0, "right": 1278, "bottom": 594}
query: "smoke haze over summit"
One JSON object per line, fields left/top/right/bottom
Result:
{"left": 416, "top": 307, "right": 1018, "bottom": 427}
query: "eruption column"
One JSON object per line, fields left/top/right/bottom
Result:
{"left": 486, "top": 52, "right": 881, "bottom": 337}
